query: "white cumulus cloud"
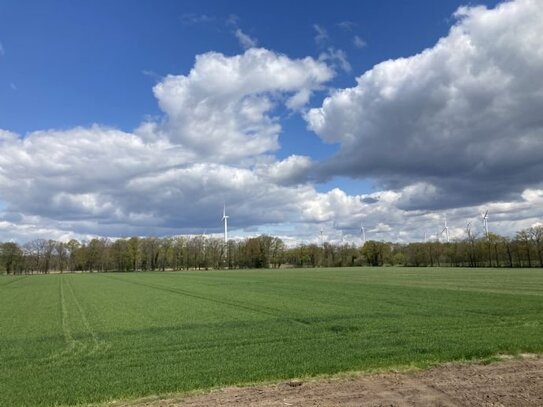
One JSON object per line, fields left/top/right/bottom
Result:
{"left": 150, "top": 48, "right": 334, "bottom": 162}
{"left": 0, "top": 49, "right": 337, "bottom": 242}
{"left": 307, "top": 0, "right": 543, "bottom": 209}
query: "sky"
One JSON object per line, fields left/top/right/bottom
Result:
{"left": 0, "top": 0, "right": 542, "bottom": 245}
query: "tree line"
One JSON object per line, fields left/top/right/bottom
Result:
{"left": 0, "top": 226, "right": 542, "bottom": 274}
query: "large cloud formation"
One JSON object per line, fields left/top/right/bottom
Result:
{"left": 144, "top": 48, "right": 333, "bottom": 162}
{"left": 1, "top": 2, "right": 542, "bottom": 244}
{"left": 0, "top": 50, "right": 337, "bottom": 241}
{"left": 307, "top": 0, "right": 543, "bottom": 209}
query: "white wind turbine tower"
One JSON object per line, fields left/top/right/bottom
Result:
{"left": 222, "top": 205, "right": 229, "bottom": 244}
{"left": 201, "top": 229, "right": 207, "bottom": 259}
{"left": 320, "top": 227, "right": 324, "bottom": 247}
{"left": 481, "top": 210, "right": 489, "bottom": 237}
{"left": 442, "top": 214, "right": 450, "bottom": 243}
{"left": 360, "top": 223, "right": 366, "bottom": 244}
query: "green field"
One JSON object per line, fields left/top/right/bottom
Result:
{"left": 1, "top": 268, "right": 542, "bottom": 406}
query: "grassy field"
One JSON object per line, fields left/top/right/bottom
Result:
{"left": 1, "top": 268, "right": 542, "bottom": 406}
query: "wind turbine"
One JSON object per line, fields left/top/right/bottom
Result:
{"left": 201, "top": 229, "right": 207, "bottom": 262}
{"left": 360, "top": 223, "right": 366, "bottom": 244}
{"left": 481, "top": 210, "right": 489, "bottom": 237}
{"left": 320, "top": 227, "right": 324, "bottom": 247}
{"left": 442, "top": 214, "right": 450, "bottom": 243}
{"left": 222, "top": 205, "right": 229, "bottom": 244}
{"left": 466, "top": 221, "right": 472, "bottom": 240}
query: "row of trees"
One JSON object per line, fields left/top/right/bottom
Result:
{"left": 0, "top": 235, "right": 287, "bottom": 274}
{"left": 368, "top": 228, "right": 542, "bottom": 268}
{"left": 1, "top": 226, "right": 542, "bottom": 274}
{"left": 282, "top": 227, "right": 543, "bottom": 268}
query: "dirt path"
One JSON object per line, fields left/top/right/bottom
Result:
{"left": 119, "top": 355, "right": 543, "bottom": 406}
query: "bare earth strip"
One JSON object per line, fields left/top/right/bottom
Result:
{"left": 112, "top": 356, "right": 543, "bottom": 407}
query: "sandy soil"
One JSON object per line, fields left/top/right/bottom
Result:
{"left": 119, "top": 355, "right": 543, "bottom": 407}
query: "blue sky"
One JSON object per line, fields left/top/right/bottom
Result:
{"left": 1, "top": 0, "right": 498, "bottom": 133}
{"left": 0, "top": 0, "right": 542, "bottom": 244}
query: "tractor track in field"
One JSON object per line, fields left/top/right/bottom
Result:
{"left": 112, "top": 355, "right": 543, "bottom": 407}
{"left": 41, "top": 275, "right": 109, "bottom": 364}
{"left": 0, "top": 275, "right": 28, "bottom": 288}
{"left": 64, "top": 275, "right": 109, "bottom": 356}
{"left": 101, "top": 274, "right": 313, "bottom": 328}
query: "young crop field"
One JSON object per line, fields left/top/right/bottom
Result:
{"left": 1, "top": 267, "right": 542, "bottom": 406}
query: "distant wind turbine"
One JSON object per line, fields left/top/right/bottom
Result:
{"left": 222, "top": 205, "right": 229, "bottom": 244}
{"left": 481, "top": 210, "right": 489, "bottom": 237}
{"left": 202, "top": 229, "right": 207, "bottom": 257}
{"left": 442, "top": 214, "right": 450, "bottom": 243}
{"left": 360, "top": 223, "right": 366, "bottom": 244}
{"left": 320, "top": 227, "right": 324, "bottom": 247}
